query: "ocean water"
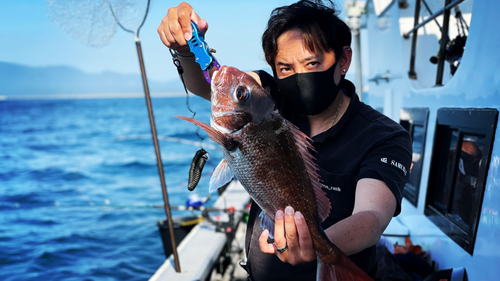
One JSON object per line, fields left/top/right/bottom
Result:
{"left": 0, "top": 97, "right": 223, "bottom": 280}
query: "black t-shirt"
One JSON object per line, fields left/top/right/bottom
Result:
{"left": 244, "top": 70, "right": 412, "bottom": 281}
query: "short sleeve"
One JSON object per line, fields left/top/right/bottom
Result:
{"left": 355, "top": 130, "right": 412, "bottom": 216}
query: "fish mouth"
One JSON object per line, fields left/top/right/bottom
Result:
{"left": 211, "top": 66, "right": 228, "bottom": 87}
{"left": 211, "top": 109, "right": 252, "bottom": 133}
{"left": 211, "top": 116, "right": 233, "bottom": 134}
{"left": 212, "top": 69, "right": 220, "bottom": 85}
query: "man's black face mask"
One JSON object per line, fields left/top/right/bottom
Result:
{"left": 274, "top": 62, "right": 344, "bottom": 115}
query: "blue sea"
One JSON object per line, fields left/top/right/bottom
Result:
{"left": 0, "top": 97, "right": 223, "bottom": 280}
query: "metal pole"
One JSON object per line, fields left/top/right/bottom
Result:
{"left": 436, "top": 0, "right": 452, "bottom": 86}
{"left": 135, "top": 39, "right": 181, "bottom": 272}
{"left": 421, "top": 0, "right": 442, "bottom": 31}
{"left": 354, "top": 29, "right": 363, "bottom": 102}
{"left": 408, "top": 0, "right": 421, "bottom": 79}
{"left": 404, "top": 0, "right": 464, "bottom": 37}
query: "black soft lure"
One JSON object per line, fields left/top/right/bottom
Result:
{"left": 188, "top": 148, "right": 208, "bottom": 191}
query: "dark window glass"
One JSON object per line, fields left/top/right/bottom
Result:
{"left": 449, "top": 134, "right": 485, "bottom": 230}
{"left": 431, "top": 129, "right": 459, "bottom": 213}
{"left": 425, "top": 108, "right": 498, "bottom": 255}
{"left": 400, "top": 108, "right": 429, "bottom": 207}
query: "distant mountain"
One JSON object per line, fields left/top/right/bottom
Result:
{"left": 0, "top": 61, "right": 184, "bottom": 96}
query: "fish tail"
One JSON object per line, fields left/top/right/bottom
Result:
{"left": 317, "top": 254, "right": 373, "bottom": 281}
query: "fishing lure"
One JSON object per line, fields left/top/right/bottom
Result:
{"left": 188, "top": 148, "right": 208, "bottom": 191}
{"left": 187, "top": 21, "right": 220, "bottom": 83}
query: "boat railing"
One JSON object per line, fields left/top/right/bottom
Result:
{"left": 405, "top": 0, "right": 466, "bottom": 85}
{"left": 150, "top": 181, "right": 251, "bottom": 281}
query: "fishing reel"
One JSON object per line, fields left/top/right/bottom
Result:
{"left": 202, "top": 206, "right": 237, "bottom": 234}
{"left": 429, "top": 35, "right": 467, "bottom": 75}
{"left": 429, "top": 6, "right": 468, "bottom": 76}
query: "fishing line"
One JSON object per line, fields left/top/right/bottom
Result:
{"left": 170, "top": 50, "right": 211, "bottom": 192}
{"left": 169, "top": 49, "right": 206, "bottom": 143}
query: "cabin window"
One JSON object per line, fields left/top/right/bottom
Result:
{"left": 400, "top": 108, "right": 430, "bottom": 207}
{"left": 425, "top": 108, "right": 498, "bottom": 255}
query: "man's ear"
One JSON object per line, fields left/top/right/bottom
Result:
{"left": 340, "top": 46, "right": 352, "bottom": 74}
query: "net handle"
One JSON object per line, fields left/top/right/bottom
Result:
{"left": 106, "top": 0, "right": 150, "bottom": 40}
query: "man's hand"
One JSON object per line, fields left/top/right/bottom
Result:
{"left": 157, "top": 2, "right": 208, "bottom": 53}
{"left": 258, "top": 206, "right": 316, "bottom": 265}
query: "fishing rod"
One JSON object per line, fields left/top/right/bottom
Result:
{"left": 49, "top": 203, "right": 248, "bottom": 215}
{"left": 112, "top": 134, "right": 218, "bottom": 150}
{"left": 49, "top": 202, "right": 250, "bottom": 233}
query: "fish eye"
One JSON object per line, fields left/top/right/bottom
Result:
{"left": 234, "top": 86, "right": 250, "bottom": 102}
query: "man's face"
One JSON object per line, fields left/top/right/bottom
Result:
{"left": 274, "top": 29, "right": 340, "bottom": 82}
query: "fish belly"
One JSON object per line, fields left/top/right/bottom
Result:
{"left": 226, "top": 116, "right": 318, "bottom": 224}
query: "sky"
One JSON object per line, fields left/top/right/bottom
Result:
{"left": 0, "top": 0, "right": 348, "bottom": 83}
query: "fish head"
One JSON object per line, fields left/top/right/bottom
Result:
{"left": 210, "top": 66, "right": 275, "bottom": 133}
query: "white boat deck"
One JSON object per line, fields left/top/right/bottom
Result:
{"left": 150, "top": 181, "right": 251, "bottom": 281}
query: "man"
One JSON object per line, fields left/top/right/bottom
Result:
{"left": 158, "top": 1, "right": 412, "bottom": 279}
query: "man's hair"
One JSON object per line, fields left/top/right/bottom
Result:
{"left": 262, "top": 0, "right": 351, "bottom": 70}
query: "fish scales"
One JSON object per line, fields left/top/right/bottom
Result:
{"left": 230, "top": 115, "right": 341, "bottom": 265}
{"left": 226, "top": 116, "right": 319, "bottom": 228}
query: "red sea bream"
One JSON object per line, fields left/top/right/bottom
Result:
{"left": 177, "top": 65, "right": 372, "bottom": 281}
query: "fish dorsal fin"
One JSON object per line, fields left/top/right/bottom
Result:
{"left": 209, "top": 159, "right": 234, "bottom": 193}
{"left": 285, "top": 119, "right": 331, "bottom": 222}
{"left": 259, "top": 211, "right": 275, "bottom": 239}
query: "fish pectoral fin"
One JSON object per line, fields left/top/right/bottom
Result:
{"left": 209, "top": 159, "right": 234, "bottom": 192}
{"left": 259, "top": 211, "right": 275, "bottom": 239}
{"left": 176, "top": 115, "right": 228, "bottom": 147}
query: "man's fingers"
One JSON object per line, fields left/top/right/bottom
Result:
{"left": 284, "top": 206, "right": 297, "bottom": 248}
{"left": 161, "top": 7, "right": 184, "bottom": 48}
{"left": 157, "top": 2, "right": 208, "bottom": 53}
{"left": 273, "top": 209, "right": 286, "bottom": 250}
{"left": 177, "top": 5, "right": 193, "bottom": 41}
{"left": 160, "top": 18, "right": 177, "bottom": 48}
{"left": 295, "top": 211, "right": 315, "bottom": 259}
{"left": 258, "top": 229, "right": 275, "bottom": 254}
{"left": 196, "top": 18, "right": 209, "bottom": 35}
{"left": 157, "top": 27, "right": 169, "bottom": 47}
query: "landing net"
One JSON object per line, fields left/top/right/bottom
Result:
{"left": 46, "top": 0, "right": 150, "bottom": 46}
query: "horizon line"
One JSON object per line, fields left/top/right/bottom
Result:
{"left": 0, "top": 92, "right": 194, "bottom": 100}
